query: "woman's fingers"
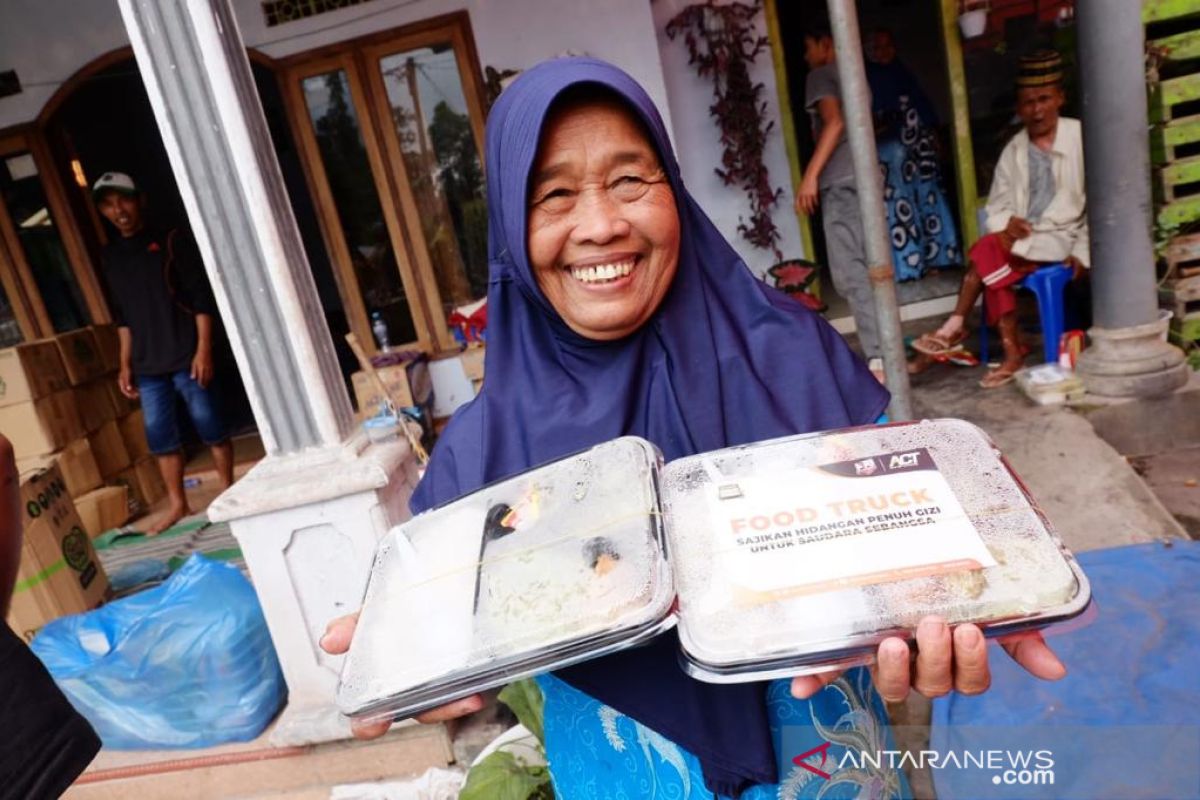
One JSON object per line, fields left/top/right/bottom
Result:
{"left": 913, "top": 617, "right": 954, "bottom": 698}
{"left": 349, "top": 716, "right": 393, "bottom": 740}
{"left": 999, "top": 631, "right": 1067, "bottom": 681}
{"left": 790, "top": 668, "right": 844, "bottom": 699}
{"left": 345, "top": 693, "right": 484, "bottom": 739}
{"left": 873, "top": 637, "right": 911, "bottom": 703}
{"left": 951, "top": 624, "right": 991, "bottom": 695}
{"left": 414, "top": 694, "right": 486, "bottom": 724}
{"left": 319, "top": 612, "right": 360, "bottom": 655}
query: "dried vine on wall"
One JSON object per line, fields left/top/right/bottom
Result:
{"left": 666, "top": 0, "right": 783, "bottom": 259}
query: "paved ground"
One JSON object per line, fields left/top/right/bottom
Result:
{"left": 891, "top": 347, "right": 1194, "bottom": 798}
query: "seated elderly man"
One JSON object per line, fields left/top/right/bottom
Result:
{"left": 913, "top": 51, "right": 1088, "bottom": 388}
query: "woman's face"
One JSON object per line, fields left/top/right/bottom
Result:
{"left": 527, "top": 98, "right": 680, "bottom": 341}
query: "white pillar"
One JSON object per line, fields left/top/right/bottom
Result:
{"left": 117, "top": 0, "right": 423, "bottom": 744}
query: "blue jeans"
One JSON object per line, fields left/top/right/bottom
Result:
{"left": 136, "top": 370, "right": 228, "bottom": 455}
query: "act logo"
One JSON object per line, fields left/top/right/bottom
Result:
{"left": 792, "top": 741, "right": 833, "bottom": 780}
{"left": 889, "top": 451, "right": 920, "bottom": 469}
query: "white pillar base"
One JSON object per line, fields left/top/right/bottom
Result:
{"left": 1077, "top": 314, "right": 1189, "bottom": 398}
{"left": 209, "top": 435, "right": 421, "bottom": 746}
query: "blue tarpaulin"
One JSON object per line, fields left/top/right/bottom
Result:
{"left": 931, "top": 541, "right": 1200, "bottom": 800}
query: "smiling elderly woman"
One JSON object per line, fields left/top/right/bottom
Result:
{"left": 322, "top": 59, "right": 1065, "bottom": 799}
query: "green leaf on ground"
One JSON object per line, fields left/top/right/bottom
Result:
{"left": 499, "top": 678, "right": 545, "bottom": 745}
{"left": 460, "top": 751, "right": 551, "bottom": 800}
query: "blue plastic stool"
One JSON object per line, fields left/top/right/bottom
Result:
{"left": 978, "top": 262, "right": 1071, "bottom": 365}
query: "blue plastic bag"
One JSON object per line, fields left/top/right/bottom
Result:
{"left": 31, "top": 554, "right": 286, "bottom": 749}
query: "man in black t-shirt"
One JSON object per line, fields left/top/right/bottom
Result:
{"left": 1, "top": 435, "right": 102, "bottom": 798}
{"left": 94, "top": 173, "right": 233, "bottom": 535}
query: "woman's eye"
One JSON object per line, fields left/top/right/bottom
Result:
{"left": 534, "top": 188, "right": 573, "bottom": 208}
{"left": 612, "top": 175, "right": 649, "bottom": 199}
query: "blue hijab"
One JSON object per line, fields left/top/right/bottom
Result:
{"left": 412, "top": 58, "right": 889, "bottom": 796}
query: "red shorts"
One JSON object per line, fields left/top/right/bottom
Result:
{"left": 969, "top": 233, "right": 1041, "bottom": 326}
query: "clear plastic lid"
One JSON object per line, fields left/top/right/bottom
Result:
{"left": 661, "top": 419, "right": 1090, "bottom": 681}
{"left": 337, "top": 437, "right": 675, "bottom": 721}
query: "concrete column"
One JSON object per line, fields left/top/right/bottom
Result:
{"left": 827, "top": 0, "right": 913, "bottom": 419}
{"left": 1074, "top": 0, "right": 1188, "bottom": 397}
{"left": 117, "top": 0, "right": 422, "bottom": 745}
{"left": 118, "top": 0, "right": 353, "bottom": 454}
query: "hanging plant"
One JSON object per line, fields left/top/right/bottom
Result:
{"left": 667, "top": 1, "right": 783, "bottom": 259}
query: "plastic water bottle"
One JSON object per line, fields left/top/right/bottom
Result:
{"left": 371, "top": 311, "right": 390, "bottom": 352}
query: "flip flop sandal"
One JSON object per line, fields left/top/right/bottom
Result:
{"left": 979, "top": 366, "right": 1019, "bottom": 389}
{"left": 913, "top": 329, "right": 967, "bottom": 356}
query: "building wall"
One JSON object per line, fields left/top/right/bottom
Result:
{"left": 651, "top": 0, "right": 807, "bottom": 277}
{"left": 0, "top": 0, "right": 804, "bottom": 271}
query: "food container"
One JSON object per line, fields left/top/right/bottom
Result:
{"left": 337, "top": 437, "right": 675, "bottom": 722}
{"left": 338, "top": 420, "right": 1091, "bottom": 722}
{"left": 663, "top": 418, "right": 1090, "bottom": 682}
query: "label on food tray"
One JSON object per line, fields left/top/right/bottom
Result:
{"left": 706, "top": 447, "right": 996, "bottom": 603}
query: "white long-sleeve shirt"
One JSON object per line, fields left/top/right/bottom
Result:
{"left": 984, "top": 116, "right": 1090, "bottom": 267}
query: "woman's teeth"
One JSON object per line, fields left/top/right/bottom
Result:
{"left": 570, "top": 260, "right": 634, "bottom": 284}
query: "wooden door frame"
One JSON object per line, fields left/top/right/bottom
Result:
{"left": 0, "top": 127, "right": 109, "bottom": 333}
{"left": 284, "top": 53, "right": 441, "bottom": 354}
{"left": 360, "top": 23, "right": 487, "bottom": 353}
{"left": 0, "top": 130, "right": 64, "bottom": 338}
{"left": 280, "top": 11, "right": 488, "bottom": 355}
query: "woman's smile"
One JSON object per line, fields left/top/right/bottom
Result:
{"left": 567, "top": 254, "right": 639, "bottom": 287}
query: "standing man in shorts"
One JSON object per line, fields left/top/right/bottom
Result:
{"left": 94, "top": 172, "right": 233, "bottom": 534}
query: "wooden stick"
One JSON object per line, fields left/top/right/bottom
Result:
{"left": 345, "top": 333, "right": 429, "bottom": 464}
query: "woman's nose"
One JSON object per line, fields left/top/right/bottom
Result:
{"left": 571, "top": 189, "right": 631, "bottom": 244}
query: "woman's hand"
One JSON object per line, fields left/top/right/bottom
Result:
{"left": 790, "top": 615, "right": 1066, "bottom": 702}
{"left": 320, "top": 612, "right": 485, "bottom": 739}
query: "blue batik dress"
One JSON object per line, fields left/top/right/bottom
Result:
{"left": 537, "top": 668, "right": 911, "bottom": 799}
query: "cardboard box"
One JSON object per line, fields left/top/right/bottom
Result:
{"left": 74, "top": 378, "right": 118, "bottom": 433}
{"left": 111, "top": 456, "right": 166, "bottom": 517}
{"left": 91, "top": 324, "right": 122, "bottom": 374}
{"left": 460, "top": 345, "right": 485, "bottom": 382}
{"left": 54, "top": 328, "right": 106, "bottom": 386}
{"left": 0, "top": 341, "right": 70, "bottom": 408}
{"left": 87, "top": 419, "right": 131, "bottom": 478}
{"left": 15, "top": 438, "right": 104, "bottom": 498}
{"left": 351, "top": 359, "right": 432, "bottom": 419}
{"left": 0, "top": 391, "right": 85, "bottom": 458}
{"left": 118, "top": 409, "right": 150, "bottom": 461}
{"left": 74, "top": 485, "right": 130, "bottom": 538}
{"left": 103, "top": 378, "right": 139, "bottom": 417}
{"left": 7, "top": 465, "right": 110, "bottom": 643}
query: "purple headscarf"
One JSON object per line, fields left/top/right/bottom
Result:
{"left": 412, "top": 58, "right": 889, "bottom": 795}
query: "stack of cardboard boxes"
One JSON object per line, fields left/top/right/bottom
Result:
{"left": 12, "top": 328, "right": 168, "bottom": 529}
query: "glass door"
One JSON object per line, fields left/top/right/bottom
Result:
{"left": 290, "top": 55, "right": 427, "bottom": 352}
{"left": 284, "top": 14, "right": 488, "bottom": 355}
{"left": 365, "top": 29, "right": 488, "bottom": 333}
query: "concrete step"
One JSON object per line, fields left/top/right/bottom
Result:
{"left": 66, "top": 722, "right": 453, "bottom": 800}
